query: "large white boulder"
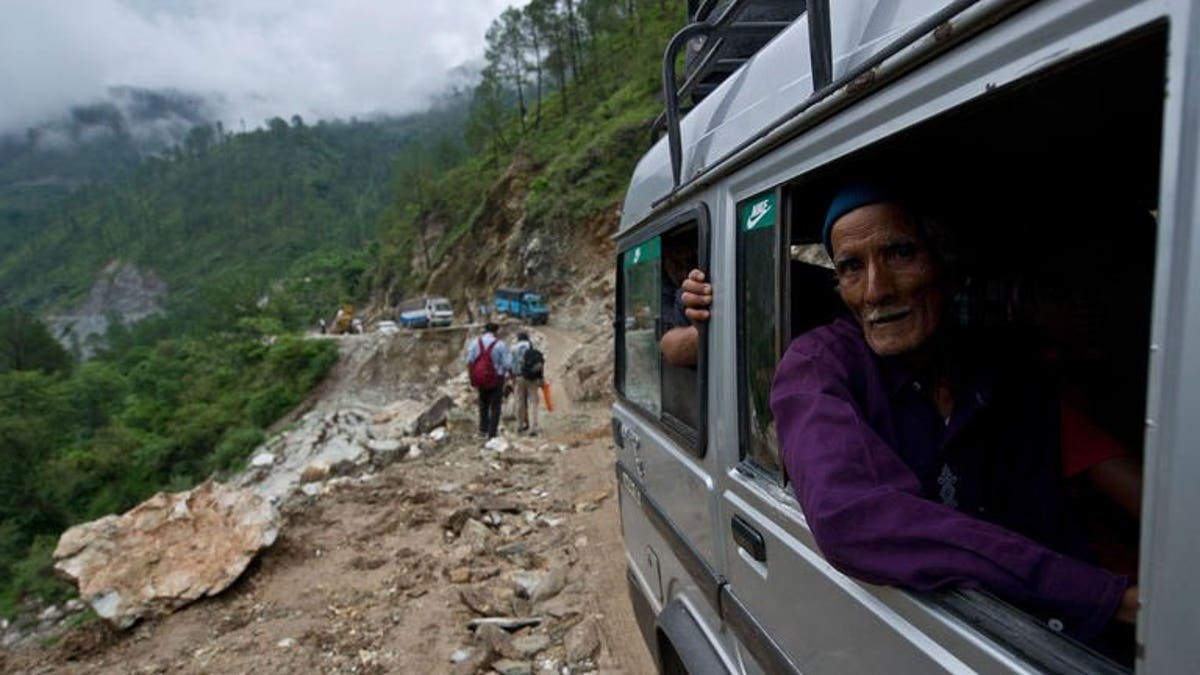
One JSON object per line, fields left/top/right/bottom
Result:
{"left": 53, "top": 481, "right": 279, "bottom": 629}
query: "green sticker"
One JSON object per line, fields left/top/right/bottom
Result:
{"left": 623, "top": 236, "right": 661, "bottom": 268}
{"left": 740, "top": 191, "right": 776, "bottom": 231}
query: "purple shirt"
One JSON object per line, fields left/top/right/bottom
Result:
{"left": 770, "top": 317, "right": 1127, "bottom": 641}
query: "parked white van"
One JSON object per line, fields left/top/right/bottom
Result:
{"left": 613, "top": 1, "right": 1197, "bottom": 673}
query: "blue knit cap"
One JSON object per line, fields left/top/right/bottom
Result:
{"left": 823, "top": 182, "right": 895, "bottom": 255}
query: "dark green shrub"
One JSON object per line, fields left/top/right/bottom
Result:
{"left": 208, "top": 426, "right": 266, "bottom": 474}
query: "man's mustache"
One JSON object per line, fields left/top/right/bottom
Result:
{"left": 864, "top": 306, "right": 911, "bottom": 323}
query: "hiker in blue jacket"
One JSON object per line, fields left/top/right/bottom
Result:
{"left": 467, "top": 322, "right": 512, "bottom": 438}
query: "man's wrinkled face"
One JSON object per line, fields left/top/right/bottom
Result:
{"left": 830, "top": 202, "right": 945, "bottom": 357}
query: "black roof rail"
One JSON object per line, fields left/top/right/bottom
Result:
{"left": 661, "top": 0, "right": 832, "bottom": 187}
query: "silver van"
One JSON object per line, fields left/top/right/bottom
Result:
{"left": 613, "top": 1, "right": 1197, "bottom": 673}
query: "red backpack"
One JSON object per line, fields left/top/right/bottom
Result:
{"left": 469, "top": 338, "right": 502, "bottom": 389}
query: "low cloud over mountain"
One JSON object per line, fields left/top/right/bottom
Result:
{"left": 0, "top": 0, "right": 512, "bottom": 136}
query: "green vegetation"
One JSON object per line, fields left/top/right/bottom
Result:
{"left": 0, "top": 309, "right": 73, "bottom": 375}
{"left": 375, "top": 0, "right": 682, "bottom": 291}
{"left": 0, "top": 313, "right": 336, "bottom": 616}
{"left": 0, "top": 107, "right": 470, "bottom": 319}
{"left": 0, "top": 0, "right": 688, "bottom": 618}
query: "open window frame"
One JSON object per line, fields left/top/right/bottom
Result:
{"left": 615, "top": 204, "right": 712, "bottom": 458}
{"left": 735, "top": 187, "right": 788, "bottom": 480}
{"left": 736, "top": 21, "right": 1164, "bottom": 673}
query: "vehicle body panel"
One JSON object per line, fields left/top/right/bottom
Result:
{"left": 1137, "top": 2, "right": 1200, "bottom": 672}
{"left": 615, "top": 0, "right": 1196, "bottom": 673}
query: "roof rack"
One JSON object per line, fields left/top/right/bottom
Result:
{"left": 660, "top": 0, "right": 833, "bottom": 187}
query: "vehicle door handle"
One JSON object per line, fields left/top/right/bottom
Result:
{"left": 731, "top": 515, "right": 766, "bottom": 562}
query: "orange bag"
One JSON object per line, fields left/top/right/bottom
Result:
{"left": 542, "top": 381, "right": 555, "bottom": 411}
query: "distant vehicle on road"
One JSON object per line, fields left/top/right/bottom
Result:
{"left": 330, "top": 303, "right": 356, "bottom": 335}
{"left": 494, "top": 288, "right": 549, "bottom": 324}
{"left": 397, "top": 297, "right": 454, "bottom": 329}
{"left": 375, "top": 320, "right": 398, "bottom": 335}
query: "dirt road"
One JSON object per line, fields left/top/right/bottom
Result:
{"left": 2, "top": 320, "right": 654, "bottom": 675}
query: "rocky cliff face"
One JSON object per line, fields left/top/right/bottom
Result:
{"left": 46, "top": 260, "right": 166, "bottom": 358}
{"left": 421, "top": 155, "right": 618, "bottom": 326}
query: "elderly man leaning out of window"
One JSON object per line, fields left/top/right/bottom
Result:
{"left": 768, "top": 183, "right": 1138, "bottom": 642}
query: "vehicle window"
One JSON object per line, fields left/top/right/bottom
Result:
{"left": 738, "top": 190, "right": 782, "bottom": 474}
{"left": 660, "top": 227, "right": 700, "bottom": 430}
{"left": 617, "top": 219, "right": 706, "bottom": 452}
{"left": 620, "top": 237, "right": 662, "bottom": 416}
{"left": 770, "top": 27, "right": 1164, "bottom": 668}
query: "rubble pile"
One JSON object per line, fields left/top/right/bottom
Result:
{"left": 238, "top": 393, "right": 456, "bottom": 505}
{"left": 433, "top": 440, "right": 615, "bottom": 675}
{"left": 176, "top": 431, "right": 623, "bottom": 674}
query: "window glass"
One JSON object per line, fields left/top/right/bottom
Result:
{"left": 738, "top": 190, "right": 781, "bottom": 473}
{"left": 621, "top": 237, "right": 662, "bottom": 416}
{"left": 660, "top": 227, "right": 700, "bottom": 430}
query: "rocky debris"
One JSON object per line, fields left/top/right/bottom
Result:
{"left": 366, "top": 438, "right": 403, "bottom": 453}
{"left": 510, "top": 571, "right": 541, "bottom": 598}
{"left": 0, "top": 596, "right": 99, "bottom": 650}
{"left": 528, "top": 567, "right": 569, "bottom": 605}
{"left": 475, "top": 622, "right": 517, "bottom": 658}
{"left": 53, "top": 481, "right": 279, "bottom": 629}
{"left": 561, "top": 328, "right": 612, "bottom": 403}
{"left": 565, "top": 617, "right": 602, "bottom": 664}
{"left": 467, "top": 617, "right": 544, "bottom": 631}
{"left": 250, "top": 452, "right": 276, "bottom": 468}
{"left": 237, "top": 391, "right": 454, "bottom": 504}
{"left": 459, "top": 519, "right": 494, "bottom": 552}
{"left": 429, "top": 457, "right": 612, "bottom": 672}
{"left": 478, "top": 498, "right": 524, "bottom": 515}
{"left": 484, "top": 437, "right": 511, "bottom": 453}
{"left": 299, "top": 461, "right": 330, "bottom": 483}
{"left": 461, "top": 585, "right": 516, "bottom": 617}
{"left": 453, "top": 643, "right": 496, "bottom": 675}
{"left": 372, "top": 394, "right": 454, "bottom": 437}
{"left": 366, "top": 439, "right": 405, "bottom": 468}
{"left": 444, "top": 507, "right": 477, "bottom": 535}
{"left": 492, "top": 658, "right": 533, "bottom": 675}
{"left": 573, "top": 488, "right": 612, "bottom": 513}
{"left": 510, "top": 634, "right": 551, "bottom": 659}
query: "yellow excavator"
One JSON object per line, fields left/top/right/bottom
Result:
{"left": 330, "top": 303, "right": 355, "bottom": 335}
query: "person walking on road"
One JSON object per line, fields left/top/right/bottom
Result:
{"left": 511, "top": 332, "right": 546, "bottom": 434}
{"left": 467, "top": 322, "right": 511, "bottom": 439}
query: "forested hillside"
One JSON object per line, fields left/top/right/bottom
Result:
{"left": 0, "top": 102, "right": 472, "bottom": 323}
{"left": 0, "top": 0, "right": 685, "bottom": 619}
{"left": 371, "top": 0, "right": 681, "bottom": 306}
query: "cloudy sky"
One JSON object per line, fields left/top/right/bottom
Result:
{"left": 0, "top": 0, "right": 520, "bottom": 134}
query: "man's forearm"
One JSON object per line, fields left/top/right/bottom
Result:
{"left": 661, "top": 325, "right": 699, "bottom": 367}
